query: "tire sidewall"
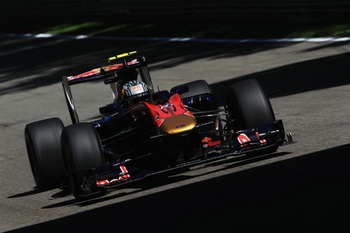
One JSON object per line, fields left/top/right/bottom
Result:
{"left": 61, "top": 123, "right": 105, "bottom": 198}
{"left": 226, "top": 79, "right": 275, "bottom": 130}
{"left": 24, "top": 118, "right": 66, "bottom": 188}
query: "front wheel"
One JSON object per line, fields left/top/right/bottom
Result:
{"left": 61, "top": 123, "right": 106, "bottom": 199}
{"left": 226, "top": 79, "right": 278, "bottom": 153}
{"left": 25, "top": 118, "right": 67, "bottom": 189}
{"left": 226, "top": 79, "right": 275, "bottom": 130}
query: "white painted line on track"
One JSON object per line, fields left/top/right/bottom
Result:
{"left": 2, "top": 32, "right": 350, "bottom": 43}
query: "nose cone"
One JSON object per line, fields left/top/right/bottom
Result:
{"left": 159, "top": 114, "right": 197, "bottom": 134}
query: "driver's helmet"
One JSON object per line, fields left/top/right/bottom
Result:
{"left": 122, "top": 80, "right": 149, "bottom": 104}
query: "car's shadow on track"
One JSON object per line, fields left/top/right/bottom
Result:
{"left": 38, "top": 151, "right": 290, "bottom": 209}
{"left": 7, "top": 185, "right": 70, "bottom": 198}
{"left": 7, "top": 144, "right": 350, "bottom": 233}
{"left": 7, "top": 189, "right": 48, "bottom": 198}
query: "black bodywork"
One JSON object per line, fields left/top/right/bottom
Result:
{"left": 60, "top": 53, "right": 288, "bottom": 198}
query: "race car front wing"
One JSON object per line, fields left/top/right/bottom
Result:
{"left": 76, "top": 120, "right": 291, "bottom": 198}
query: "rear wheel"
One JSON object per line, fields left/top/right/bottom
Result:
{"left": 25, "top": 118, "right": 66, "bottom": 189}
{"left": 170, "top": 80, "right": 213, "bottom": 99}
{"left": 61, "top": 123, "right": 106, "bottom": 200}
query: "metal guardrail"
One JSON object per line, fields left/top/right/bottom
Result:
{"left": 1, "top": 0, "right": 350, "bottom": 24}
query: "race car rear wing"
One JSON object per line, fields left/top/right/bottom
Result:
{"left": 62, "top": 52, "right": 154, "bottom": 124}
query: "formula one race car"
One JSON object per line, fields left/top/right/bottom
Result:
{"left": 25, "top": 51, "right": 290, "bottom": 200}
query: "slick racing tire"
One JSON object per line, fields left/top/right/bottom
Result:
{"left": 170, "top": 80, "right": 218, "bottom": 111}
{"left": 170, "top": 80, "right": 213, "bottom": 99}
{"left": 226, "top": 79, "right": 278, "bottom": 154}
{"left": 25, "top": 118, "right": 67, "bottom": 189}
{"left": 61, "top": 123, "right": 106, "bottom": 200}
{"left": 226, "top": 79, "right": 275, "bottom": 130}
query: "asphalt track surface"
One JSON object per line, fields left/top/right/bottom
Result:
{"left": 1, "top": 35, "right": 350, "bottom": 232}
